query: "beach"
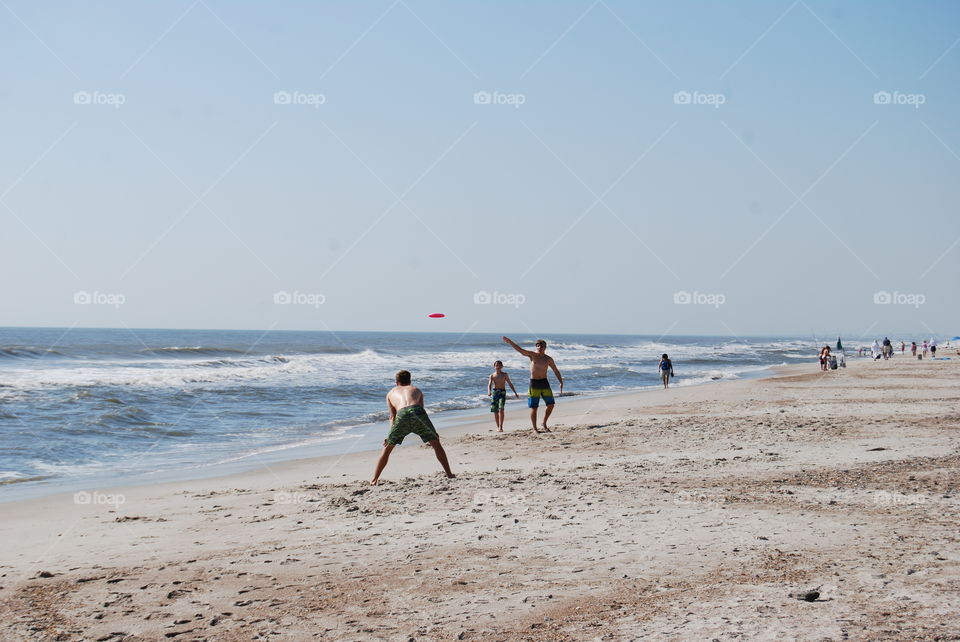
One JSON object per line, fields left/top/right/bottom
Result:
{"left": 1, "top": 356, "right": 958, "bottom": 640}
{"left": 0, "top": 329, "right": 812, "bottom": 494}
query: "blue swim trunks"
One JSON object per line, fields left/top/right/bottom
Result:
{"left": 527, "top": 378, "right": 555, "bottom": 408}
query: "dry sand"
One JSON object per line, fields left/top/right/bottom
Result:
{"left": 1, "top": 357, "right": 958, "bottom": 641}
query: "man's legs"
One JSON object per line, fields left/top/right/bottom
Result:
{"left": 370, "top": 442, "right": 395, "bottom": 485}
{"left": 542, "top": 403, "right": 554, "bottom": 432}
{"left": 427, "top": 439, "right": 455, "bottom": 479}
{"left": 529, "top": 406, "right": 539, "bottom": 432}
{"left": 497, "top": 409, "right": 505, "bottom": 431}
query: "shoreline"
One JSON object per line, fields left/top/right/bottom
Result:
{"left": 0, "top": 362, "right": 786, "bottom": 505}
{"left": 2, "top": 360, "right": 813, "bottom": 514}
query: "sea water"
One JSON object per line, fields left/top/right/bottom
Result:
{"left": 0, "top": 328, "right": 816, "bottom": 499}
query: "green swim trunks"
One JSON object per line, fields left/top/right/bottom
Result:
{"left": 386, "top": 406, "right": 439, "bottom": 446}
{"left": 490, "top": 388, "right": 506, "bottom": 412}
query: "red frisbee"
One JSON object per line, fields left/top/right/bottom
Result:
{"left": 428, "top": 313, "right": 445, "bottom": 318}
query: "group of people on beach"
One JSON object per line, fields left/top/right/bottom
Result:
{"left": 371, "top": 337, "right": 676, "bottom": 484}
{"left": 856, "top": 338, "right": 939, "bottom": 360}
{"left": 370, "top": 337, "right": 563, "bottom": 485}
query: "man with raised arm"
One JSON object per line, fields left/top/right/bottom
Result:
{"left": 370, "top": 370, "right": 455, "bottom": 485}
{"left": 502, "top": 336, "right": 564, "bottom": 433}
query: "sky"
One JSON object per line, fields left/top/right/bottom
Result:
{"left": 1, "top": 0, "right": 958, "bottom": 339}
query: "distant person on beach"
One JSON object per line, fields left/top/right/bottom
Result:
{"left": 930, "top": 339, "right": 937, "bottom": 357}
{"left": 911, "top": 341, "right": 917, "bottom": 357}
{"left": 882, "top": 337, "right": 893, "bottom": 360}
{"left": 659, "top": 353, "right": 675, "bottom": 387}
{"left": 819, "top": 345, "right": 831, "bottom": 371}
{"left": 502, "top": 337, "right": 563, "bottom": 433}
{"left": 901, "top": 341, "right": 905, "bottom": 353}
{"left": 922, "top": 340, "right": 929, "bottom": 358}
{"left": 871, "top": 340, "right": 882, "bottom": 360}
{"left": 487, "top": 360, "right": 519, "bottom": 432}
{"left": 370, "top": 370, "right": 455, "bottom": 485}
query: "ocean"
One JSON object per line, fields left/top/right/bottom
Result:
{"left": 0, "top": 328, "right": 816, "bottom": 499}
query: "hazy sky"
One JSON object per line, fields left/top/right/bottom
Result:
{"left": 2, "top": 1, "right": 958, "bottom": 339}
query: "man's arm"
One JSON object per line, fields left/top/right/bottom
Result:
{"left": 505, "top": 373, "right": 519, "bottom": 398}
{"left": 502, "top": 336, "right": 535, "bottom": 358}
{"left": 487, "top": 374, "right": 493, "bottom": 396}
{"left": 386, "top": 393, "right": 397, "bottom": 423}
{"left": 548, "top": 357, "right": 563, "bottom": 393}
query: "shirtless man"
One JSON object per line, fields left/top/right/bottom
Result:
{"left": 487, "top": 360, "right": 520, "bottom": 432}
{"left": 370, "top": 370, "right": 455, "bottom": 485}
{"left": 502, "top": 336, "right": 563, "bottom": 433}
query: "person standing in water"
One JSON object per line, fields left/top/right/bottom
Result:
{"left": 659, "top": 353, "right": 674, "bottom": 387}
{"left": 487, "top": 360, "right": 519, "bottom": 432}
{"left": 502, "top": 337, "right": 563, "bottom": 433}
{"left": 370, "top": 370, "right": 455, "bottom": 485}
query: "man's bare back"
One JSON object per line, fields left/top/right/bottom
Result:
{"left": 371, "top": 370, "right": 454, "bottom": 485}
{"left": 387, "top": 384, "right": 422, "bottom": 412}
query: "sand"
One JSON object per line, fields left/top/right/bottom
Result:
{"left": 1, "top": 356, "right": 959, "bottom": 641}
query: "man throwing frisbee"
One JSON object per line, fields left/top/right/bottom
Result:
{"left": 502, "top": 336, "right": 564, "bottom": 433}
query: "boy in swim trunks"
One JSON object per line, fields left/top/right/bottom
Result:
{"left": 487, "top": 360, "right": 520, "bottom": 432}
{"left": 502, "top": 337, "right": 564, "bottom": 433}
{"left": 370, "top": 370, "right": 455, "bottom": 485}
